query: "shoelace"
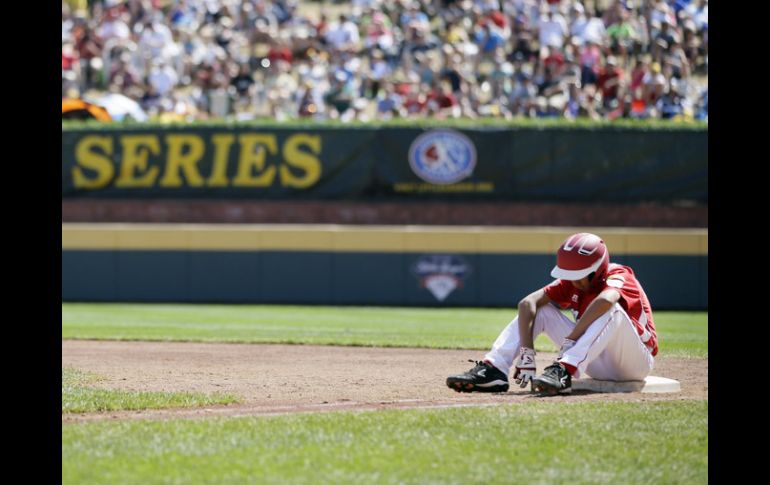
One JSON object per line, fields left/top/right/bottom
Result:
{"left": 543, "top": 363, "right": 560, "bottom": 374}
{"left": 467, "top": 359, "right": 488, "bottom": 373}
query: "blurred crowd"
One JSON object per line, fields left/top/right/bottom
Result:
{"left": 62, "top": 0, "right": 708, "bottom": 122}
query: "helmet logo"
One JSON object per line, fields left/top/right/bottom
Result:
{"left": 562, "top": 234, "right": 599, "bottom": 255}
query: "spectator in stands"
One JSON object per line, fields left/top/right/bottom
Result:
{"left": 376, "top": 81, "right": 404, "bottom": 119}
{"left": 657, "top": 81, "right": 685, "bottom": 120}
{"left": 579, "top": 39, "right": 602, "bottom": 87}
{"left": 694, "top": 88, "right": 707, "bottom": 121}
{"left": 606, "top": 5, "right": 636, "bottom": 60}
{"left": 230, "top": 62, "right": 256, "bottom": 100}
{"left": 510, "top": 70, "right": 537, "bottom": 117}
{"left": 427, "top": 80, "right": 460, "bottom": 118}
{"left": 403, "top": 81, "right": 428, "bottom": 116}
{"left": 297, "top": 78, "right": 325, "bottom": 119}
{"left": 326, "top": 14, "right": 360, "bottom": 52}
{"left": 109, "top": 53, "right": 142, "bottom": 91}
{"left": 596, "top": 55, "right": 624, "bottom": 115}
{"left": 324, "top": 70, "right": 356, "bottom": 119}
{"left": 538, "top": 5, "right": 568, "bottom": 53}
{"left": 641, "top": 61, "right": 667, "bottom": 115}
{"left": 686, "top": 0, "right": 708, "bottom": 32}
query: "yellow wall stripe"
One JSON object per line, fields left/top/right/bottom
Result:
{"left": 61, "top": 224, "right": 708, "bottom": 255}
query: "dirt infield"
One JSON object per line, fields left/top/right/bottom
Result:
{"left": 62, "top": 340, "right": 708, "bottom": 423}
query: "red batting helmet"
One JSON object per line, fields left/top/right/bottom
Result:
{"left": 551, "top": 233, "right": 609, "bottom": 281}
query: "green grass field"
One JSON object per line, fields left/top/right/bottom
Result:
{"left": 62, "top": 400, "right": 707, "bottom": 485}
{"left": 62, "top": 303, "right": 708, "bottom": 358}
{"left": 62, "top": 303, "right": 707, "bottom": 484}
{"left": 62, "top": 368, "right": 238, "bottom": 413}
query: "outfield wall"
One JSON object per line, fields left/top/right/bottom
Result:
{"left": 62, "top": 126, "right": 707, "bottom": 203}
{"left": 62, "top": 224, "right": 707, "bottom": 310}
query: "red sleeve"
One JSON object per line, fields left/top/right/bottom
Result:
{"left": 601, "top": 265, "right": 641, "bottom": 309}
{"left": 543, "top": 279, "right": 573, "bottom": 308}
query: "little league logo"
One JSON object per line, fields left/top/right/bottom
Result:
{"left": 408, "top": 130, "right": 477, "bottom": 185}
{"left": 412, "top": 255, "right": 472, "bottom": 302}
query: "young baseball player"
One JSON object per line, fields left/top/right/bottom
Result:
{"left": 446, "top": 232, "right": 658, "bottom": 395}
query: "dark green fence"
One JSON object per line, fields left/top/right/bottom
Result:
{"left": 62, "top": 125, "right": 707, "bottom": 203}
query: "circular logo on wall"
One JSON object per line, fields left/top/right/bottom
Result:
{"left": 408, "top": 130, "right": 477, "bottom": 185}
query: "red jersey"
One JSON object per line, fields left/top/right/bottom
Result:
{"left": 597, "top": 67, "right": 624, "bottom": 99}
{"left": 543, "top": 263, "right": 658, "bottom": 356}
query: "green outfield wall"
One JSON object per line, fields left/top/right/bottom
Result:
{"left": 62, "top": 224, "right": 707, "bottom": 309}
{"left": 62, "top": 126, "right": 707, "bottom": 203}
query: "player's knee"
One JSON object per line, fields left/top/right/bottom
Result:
{"left": 534, "top": 302, "right": 560, "bottom": 318}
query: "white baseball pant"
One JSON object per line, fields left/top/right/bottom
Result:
{"left": 484, "top": 303, "right": 654, "bottom": 381}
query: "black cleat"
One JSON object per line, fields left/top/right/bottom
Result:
{"left": 446, "top": 360, "right": 509, "bottom": 393}
{"left": 532, "top": 362, "right": 572, "bottom": 395}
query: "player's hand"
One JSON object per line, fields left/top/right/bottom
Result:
{"left": 513, "top": 347, "right": 536, "bottom": 388}
{"left": 557, "top": 338, "right": 576, "bottom": 360}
